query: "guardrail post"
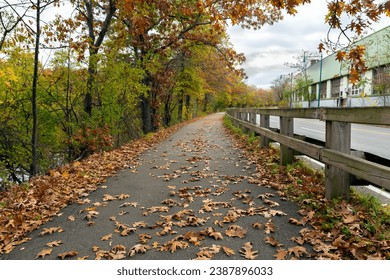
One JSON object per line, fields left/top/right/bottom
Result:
{"left": 325, "top": 121, "right": 351, "bottom": 199}
{"left": 280, "top": 116, "right": 294, "bottom": 165}
{"left": 250, "top": 111, "right": 256, "bottom": 125}
{"left": 260, "top": 114, "right": 270, "bottom": 148}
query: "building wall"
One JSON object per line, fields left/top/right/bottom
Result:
{"left": 292, "top": 25, "right": 390, "bottom": 108}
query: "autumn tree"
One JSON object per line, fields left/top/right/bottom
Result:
{"left": 0, "top": 1, "right": 30, "bottom": 50}
{"left": 117, "top": 0, "right": 276, "bottom": 133}
{"left": 69, "top": 0, "right": 117, "bottom": 116}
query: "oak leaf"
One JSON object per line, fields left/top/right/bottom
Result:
{"left": 39, "top": 227, "right": 64, "bottom": 236}
{"left": 118, "top": 194, "right": 131, "bottom": 200}
{"left": 252, "top": 222, "right": 263, "bottom": 229}
{"left": 67, "top": 215, "right": 76, "bottom": 222}
{"left": 92, "top": 245, "right": 100, "bottom": 252}
{"left": 58, "top": 250, "right": 78, "bottom": 259}
{"left": 274, "top": 249, "right": 288, "bottom": 260}
{"left": 288, "top": 217, "right": 305, "bottom": 226}
{"left": 101, "top": 233, "right": 112, "bottom": 241}
{"left": 119, "top": 202, "right": 138, "bottom": 208}
{"left": 264, "top": 220, "right": 275, "bottom": 234}
{"left": 291, "top": 236, "right": 305, "bottom": 245}
{"left": 264, "top": 236, "right": 283, "bottom": 247}
{"left": 103, "top": 194, "right": 117, "bottom": 201}
{"left": 263, "top": 199, "right": 279, "bottom": 208}
{"left": 46, "top": 240, "right": 63, "bottom": 247}
{"left": 209, "top": 231, "right": 224, "bottom": 240}
{"left": 225, "top": 225, "right": 247, "bottom": 238}
{"left": 110, "top": 245, "right": 127, "bottom": 260}
{"left": 287, "top": 246, "right": 310, "bottom": 258}
{"left": 35, "top": 248, "right": 52, "bottom": 259}
{"left": 222, "top": 246, "right": 235, "bottom": 256}
{"left": 268, "top": 209, "right": 287, "bottom": 216}
{"left": 129, "top": 244, "right": 150, "bottom": 257}
{"left": 239, "top": 242, "right": 258, "bottom": 260}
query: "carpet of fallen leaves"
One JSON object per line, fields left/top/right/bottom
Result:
{"left": 226, "top": 121, "right": 390, "bottom": 260}
{"left": 1, "top": 114, "right": 389, "bottom": 260}
{"left": 0, "top": 124, "right": 185, "bottom": 255}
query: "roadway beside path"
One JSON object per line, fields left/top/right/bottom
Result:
{"left": 1, "top": 113, "right": 314, "bottom": 260}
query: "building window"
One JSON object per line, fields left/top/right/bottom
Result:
{"left": 331, "top": 77, "right": 341, "bottom": 97}
{"left": 350, "top": 84, "right": 362, "bottom": 96}
{"left": 320, "top": 81, "right": 327, "bottom": 98}
{"left": 373, "top": 65, "right": 390, "bottom": 95}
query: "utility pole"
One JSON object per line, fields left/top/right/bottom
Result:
{"left": 317, "top": 52, "right": 323, "bottom": 107}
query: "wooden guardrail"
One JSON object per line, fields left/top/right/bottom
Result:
{"left": 226, "top": 107, "right": 390, "bottom": 199}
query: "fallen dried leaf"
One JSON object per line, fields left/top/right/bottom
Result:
{"left": 225, "top": 225, "right": 247, "bottom": 238}
{"left": 287, "top": 246, "right": 310, "bottom": 258}
{"left": 46, "top": 240, "right": 63, "bottom": 247}
{"left": 222, "top": 246, "right": 235, "bottom": 256}
{"left": 38, "top": 227, "right": 64, "bottom": 236}
{"left": 67, "top": 215, "right": 76, "bottom": 222}
{"left": 239, "top": 242, "right": 258, "bottom": 260}
{"left": 35, "top": 248, "right": 52, "bottom": 259}
{"left": 129, "top": 244, "right": 150, "bottom": 257}
{"left": 264, "top": 219, "right": 275, "bottom": 234}
{"left": 58, "top": 250, "right": 78, "bottom": 259}
{"left": 274, "top": 249, "right": 288, "bottom": 260}
{"left": 252, "top": 222, "right": 262, "bottom": 229}
{"left": 101, "top": 233, "right": 113, "bottom": 241}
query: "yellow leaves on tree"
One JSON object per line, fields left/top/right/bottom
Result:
{"left": 335, "top": 45, "right": 367, "bottom": 84}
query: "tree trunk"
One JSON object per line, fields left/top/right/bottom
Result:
{"left": 185, "top": 94, "right": 191, "bottom": 120}
{"left": 31, "top": 0, "right": 40, "bottom": 176}
{"left": 140, "top": 95, "right": 152, "bottom": 134}
{"left": 178, "top": 92, "right": 183, "bottom": 123}
{"left": 163, "top": 92, "right": 172, "bottom": 127}
{"left": 82, "top": 0, "right": 117, "bottom": 116}
{"left": 84, "top": 50, "right": 97, "bottom": 116}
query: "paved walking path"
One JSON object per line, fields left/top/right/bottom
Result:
{"left": 1, "top": 113, "right": 309, "bottom": 260}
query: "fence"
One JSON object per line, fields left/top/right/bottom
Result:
{"left": 226, "top": 107, "right": 390, "bottom": 199}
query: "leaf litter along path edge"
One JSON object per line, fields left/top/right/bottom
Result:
{"left": 1, "top": 113, "right": 312, "bottom": 260}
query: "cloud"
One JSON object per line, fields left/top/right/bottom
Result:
{"left": 227, "top": 0, "right": 331, "bottom": 88}
{"left": 227, "top": 0, "right": 388, "bottom": 88}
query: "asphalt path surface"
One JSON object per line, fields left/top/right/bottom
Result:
{"left": 1, "top": 113, "right": 309, "bottom": 260}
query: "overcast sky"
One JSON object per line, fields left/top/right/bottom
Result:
{"left": 227, "top": 0, "right": 389, "bottom": 89}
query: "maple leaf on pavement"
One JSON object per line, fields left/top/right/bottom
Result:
{"left": 35, "top": 248, "right": 52, "bottom": 259}
{"left": 239, "top": 242, "right": 258, "bottom": 260}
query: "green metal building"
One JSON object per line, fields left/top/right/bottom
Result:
{"left": 295, "top": 25, "right": 390, "bottom": 107}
